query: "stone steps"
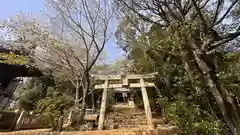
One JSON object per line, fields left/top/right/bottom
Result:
{"left": 108, "top": 116, "right": 147, "bottom": 119}
{"left": 112, "top": 119, "right": 147, "bottom": 125}
{"left": 105, "top": 107, "right": 148, "bottom": 129}
{"left": 117, "top": 124, "right": 149, "bottom": 129}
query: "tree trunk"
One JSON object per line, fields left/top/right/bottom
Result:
{"left": 205, "top": 73, "right": 239, "bottom": 135}
{"left": 79, "top": 72, "right": 90, "bottom": 124}
{"left": 75, "top": 77, "right": 80, "bottom": 105}
{"left": 187, "top": 37, "right": 240, "bottom": 135}
{"left": 180, "top": 50, "right": 203, "bottom": 95}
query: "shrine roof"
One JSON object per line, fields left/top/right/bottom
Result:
{"left": 0, "top": 41, "right": 42, "bottom": 88}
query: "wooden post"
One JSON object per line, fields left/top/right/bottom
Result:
{"left": 97, "top": 78, "right": 109, "bottom": 130}
{"left": 140, "top": 77, "right": 154, "bottom": 129}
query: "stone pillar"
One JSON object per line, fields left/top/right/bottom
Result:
{"left": 140, "top": 77, "right": 154, "bottom": 129}
{"left": 97, "top": 78, "right": 109, "bottom": 130}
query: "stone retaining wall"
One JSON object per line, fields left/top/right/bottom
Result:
{"left": 0, "top": 110, "right": 20, "bottom": 131}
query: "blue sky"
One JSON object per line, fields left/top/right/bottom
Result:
{"left": 0, "top": 0, "right": 124, "bottom": 64}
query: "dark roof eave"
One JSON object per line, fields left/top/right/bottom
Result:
{"left": 0, "top": 63, "right": 43, "bottom": 77}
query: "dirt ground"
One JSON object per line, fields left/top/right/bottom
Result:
{"left": 0, "top": 126, "right": 178, "bottom": 135}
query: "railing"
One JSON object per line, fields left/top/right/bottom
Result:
{"left": 1, "top": 109, "right": 99, "bottom": 131}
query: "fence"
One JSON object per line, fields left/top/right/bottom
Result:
{"left": 0, "top": 110, "right": 51, "bottom": 131}
{"left": 14, "top": 110, "right": 51, "bottom": 130}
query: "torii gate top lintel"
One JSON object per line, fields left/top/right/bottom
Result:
{"left": 92, "top": 72, "right": 158, "bottom": 89}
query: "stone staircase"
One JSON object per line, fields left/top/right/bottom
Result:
{"left": 105, "top": 105, "right": 149, "bottom": 129}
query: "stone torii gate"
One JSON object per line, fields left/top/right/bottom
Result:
{"left": 92, "top": 73, "right": 157, "bottom": 130}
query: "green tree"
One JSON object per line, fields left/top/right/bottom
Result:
{"left": 115, "top": 0, "right": 240, "bottom": 134}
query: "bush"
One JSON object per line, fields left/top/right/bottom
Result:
{"left": 14, "top": 77, "right": 55, "bottom": 111}
{"left": 35, "top": 87, "right": 74, "bottom": 129}
{"left": 157, "top": 95, "right": 229, "bottom": 135}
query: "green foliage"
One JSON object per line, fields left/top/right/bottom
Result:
{"left": 15, "top": 76, "right": 55, "bottom": 110}
{"left": 217, "top": 52, "right": 240, "bottom": 110}
{"left": 15, "top": 75, "right": 75, "bottom": 129}
{"left": 17, "top": 86, "right": 45, "bottom": 110}
{"left": 161, "top": 95, "right": 228, "bottom": 135}
{"left": 115, "top": 14, "right": 237, "bottom": 134}
{"left": 0, "top": 52, "right": 29, "bottom": 65}
{"left": 35, "top": 87, "right": 74, "bottom": 128}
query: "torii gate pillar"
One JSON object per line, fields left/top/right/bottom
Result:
{"left": 140, "top": 77, "right": 154, "bottom": 129}
{"left": 97, "top": 78, "right": 108, "bottom": 130}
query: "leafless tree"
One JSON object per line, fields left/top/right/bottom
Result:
{"left": 46, "top": 0, "right": 113, "bottom": 124}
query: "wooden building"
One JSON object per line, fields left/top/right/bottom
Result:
{"left": 0, "top": 45, "right": 42, "bottom": 110}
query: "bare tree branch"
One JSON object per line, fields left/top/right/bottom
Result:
{"left": 45, "top": 0, "right": 113, "bottom": 121}
{"left": 211, "top": 0, "right": 224, "bottom": 27}
{"left": 191, "top": 0, "right": 207, "bottom": 30}
{"left": 205, "top": 25, "right": 240, "bottom": 52}
{"left": 215, "top": 0, "right": 239, "bottom": 25}
{"left": 118, "top": 0, "right": 168, "bottom": 27}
